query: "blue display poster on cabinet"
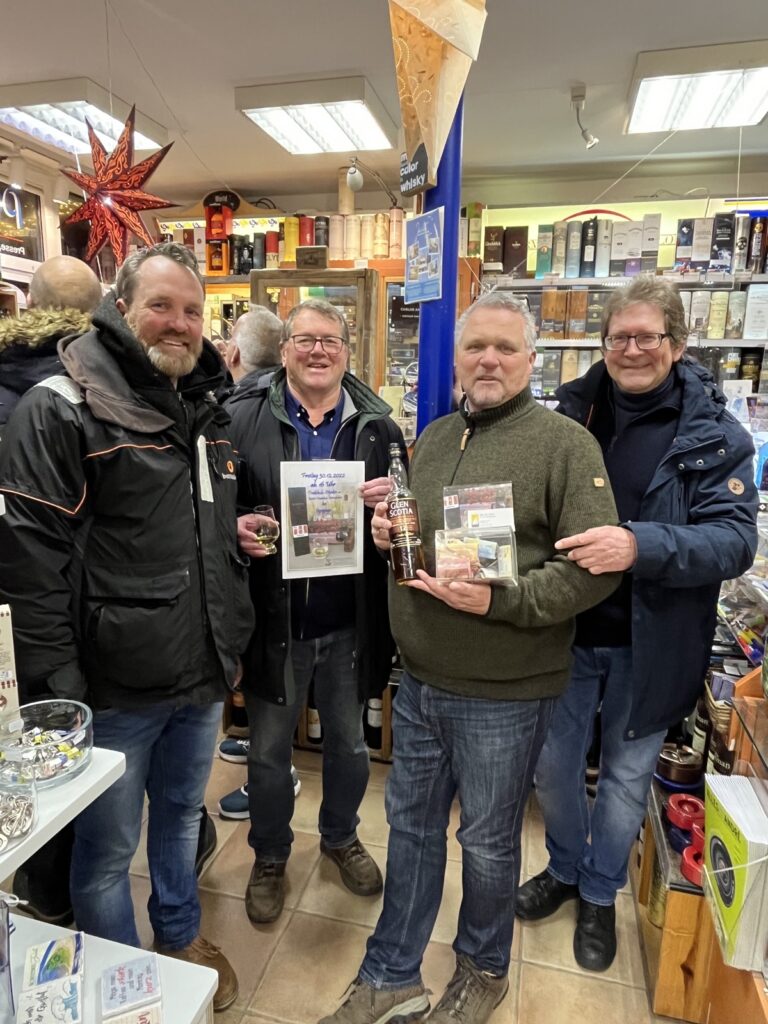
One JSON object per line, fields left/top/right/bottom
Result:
{"left": 404, "top": 207, "right": 443, "bottom": 304}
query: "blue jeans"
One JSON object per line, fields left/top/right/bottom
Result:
{"left": 534, "top": 646, "right": 667, "bottom": 905}
{"left": 361, "top": 673, "right": 554, "bottom": 987}
{"left": 244, "top": 627, "right": 368, "bottom": 862}
{"left": 70, "top": 700, "right": 222, "bottom": 949}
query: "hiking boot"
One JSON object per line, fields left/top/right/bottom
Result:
{"left": 246, "top": 859, "right": 286, "bottom": 924}
{"left": 195, "top": 806, "right": 217, "bottom": 878}
{"left": 156, "top": 934, "right": 238, "bottom": 1011}
{"left": 321, "top": 839, "right": 383, "bottom": 896}
{"left": 218, "top": 736, "right": 250, "bottom": 763}
{"left": 218, "top": 783, "right": 249, "bottom": 820}
{"left": 574, "top": 899, "right": 617, "bottom": 972}
{"left": 318, "top": 976, "right": 429, "bottom": 1024}
{"left": 515, "top": 868, "right": 579, "bottom": 921}
{"left": 428, "top": 955, "right": 508, "bottom": 1024}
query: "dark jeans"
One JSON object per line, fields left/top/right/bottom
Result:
{"left": 244, "top": 627, "right": 368, "bottom": 862}
{"left": 360, "top": 673, "right": 554, "bottom": 987}
{"left": 534, "top": 646, "right": 667, "bottom": 904}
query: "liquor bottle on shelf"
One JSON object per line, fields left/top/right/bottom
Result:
{"left": 732, "top": 215, "right": 751, "bottom": 272}
{"left": 265, "top": 230, "right": 279, "bottom": 269}
{"left": 535, "top": 225, "right": 554, "bottom": 278}
{"left": 315, "top": 216, "right": 329, "bottom": 248}
{"left": 307, "top": 683, "right": 322, "bottom": 744}
{"left": 564, "top": 221, "right": 582, "bottom": 279}
{"left": 580, "top": 217, "right": 597, "bottom": 278}
{"left": 386, "top": 443, "right": 425, "bottom": 584}
{"left": 253, "top": 232, "right": 266, "bottom": 270}
{"left": 747, "top": 216, "right": 766, "bottom": 273}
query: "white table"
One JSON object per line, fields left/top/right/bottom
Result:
{"left": 1, "top": 746, "right": 216, "bottom": 1022}
{"left": 0, "top": 747, "right": 126, "bottom": 880}
{"left": 5, "top": 915, "right": 217, "bottom": 1024}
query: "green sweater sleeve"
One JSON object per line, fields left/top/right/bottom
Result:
{"left": 486, "top": 430, "right": 621, "bottom": 627}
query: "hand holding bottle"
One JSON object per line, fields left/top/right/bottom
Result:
{"left": 371, "top": 501, "right": 393, "bottom": 551}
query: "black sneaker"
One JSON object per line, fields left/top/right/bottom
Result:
{"left": 12, "top": 866, "right": 74, "bottom": 927}
{"left": 245, "top": 860, "right": 286, "bottom": 924}
{"left": 573, "top": 899, "right": 617, "bottom": 971}
{"left": 515, "top": 868, "right": 579, "bottom": 921}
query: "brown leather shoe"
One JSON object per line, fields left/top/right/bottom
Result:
{"left": 155, "top": 934, "right": 238, "bottom": 1012}
{"left": 320, "top": 839, "right": 383, "bottom": 896}
{"left": 246, "top": 859, "right": 286, "bottom": 924}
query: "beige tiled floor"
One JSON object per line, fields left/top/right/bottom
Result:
{"left": 126, "top": 745, "right": 654, "bottom": 1023}
{"left": 5, "top": 745, "right": 655, "bottom": 1023}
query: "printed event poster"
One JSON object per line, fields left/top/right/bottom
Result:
{"left": 280, "top": 461, "right": 365, "bottom": 579}
{"left": 404, "top": 207, "right": 444, "bottom": 304}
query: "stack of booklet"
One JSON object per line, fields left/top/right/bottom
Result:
{"left": 16, "top": 933, "right": 84, "bottom": 1023}
{"left": 101, "top": 953, "right": 162, "bottom": 1023}
{"left": 704, "top": 774, "right": 768, "bottom": 971}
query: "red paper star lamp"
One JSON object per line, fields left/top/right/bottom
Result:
{"left": 61, "top": 106, "right": 174, "bottom": 266}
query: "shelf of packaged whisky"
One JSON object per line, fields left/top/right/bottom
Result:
{"left": 491, "top": 273, "right": 768, "bottom": 290}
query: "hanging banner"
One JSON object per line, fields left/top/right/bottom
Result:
{"left": 389, "top": 0, "right": 487, "bottom": 197}
{"left": 404, "top": 207, "right": 444, "bottom": 304}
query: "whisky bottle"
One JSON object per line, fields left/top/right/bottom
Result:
{"left": 386, "top": 443, "right": 425, "bottom": 584}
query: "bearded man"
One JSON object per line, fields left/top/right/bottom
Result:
{"left": 0, "top": 242, "right": 254, "bottom": 1012}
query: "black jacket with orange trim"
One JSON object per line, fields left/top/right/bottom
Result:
{"left": 0, "top": 293, "right": 254, "bottom": 709}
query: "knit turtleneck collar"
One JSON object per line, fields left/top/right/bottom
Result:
{"left": 460, "top": 386, "right": 534, "bottom": 427}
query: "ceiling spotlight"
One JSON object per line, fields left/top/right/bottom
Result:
{"left": 571, "top": 85, "right": 600, "bottom": 150}
{"left": 345, "top": 156, "right": 399, "bottom": 207}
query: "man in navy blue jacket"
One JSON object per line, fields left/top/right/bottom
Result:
{"left": 516, "top": 276, "right": 757, "bottom": 971}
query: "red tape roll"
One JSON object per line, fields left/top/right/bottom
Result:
{"left": 691, "top": 823, "right": 705, "bottom": 853}
{"left": 681, "top": 845, "right": 703, "bottom": 887}
{"left": 667, "top": 793, "right": 705, "bottom": 831}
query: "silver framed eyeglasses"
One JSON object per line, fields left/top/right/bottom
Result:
{"left": 604, "top": 332, "right": 670, "bottom": 351}
{"left": 289, "top": 334, "right": 346, "bottom": 354}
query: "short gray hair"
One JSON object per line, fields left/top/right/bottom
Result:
{"left": 231, "top": 307, "right": 283, "bottom": 372}
{"left": 283, "top": 298, "right": 350, "bottom": 345}
{"left": 455, "top": 290, "right": 537, "bottom": 352}
{"left": 115, "top": 242, "right": 204, "bottom": 307}
{"left": 602, "top": 276, "right": 688, "bottom": 350}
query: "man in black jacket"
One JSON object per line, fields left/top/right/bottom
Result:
{"left": 0, "top": 254, "right": 101, "bottom": 430}
{"left": 228, "top": 298, "right": 402, "bottom": 926}
{"left": 0, "top": 243, "right": 254, "bottom": 1013}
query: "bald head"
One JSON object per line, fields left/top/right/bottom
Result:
{"left": 29, "top": 255, "right": 102, "bottom": 313}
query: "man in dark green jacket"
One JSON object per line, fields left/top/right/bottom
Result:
{"left": 320, "top": 290, "right": 620, "bottom": 1024}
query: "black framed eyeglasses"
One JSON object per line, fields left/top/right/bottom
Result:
{"left": 604, "top": 332, "right": 671, "bottom": 351}
{"left": 289, "top": 334, "right": 346, "bottom": 354}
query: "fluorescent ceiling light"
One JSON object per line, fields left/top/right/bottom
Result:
{"left": 0, "top": 78, "right": 166, "bottom": 154}
{"left": 627, "top": 41, "right": 768, "bottom": 133}
{"left": 235, "top": 77, "right": 397, "bottom": 154}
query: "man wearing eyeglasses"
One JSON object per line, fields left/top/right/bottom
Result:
{"left": 517, "top": 276, "right": 758, "bottom": 972}
{"left": 226, "top": 298, "right": 403, "bottom": 926}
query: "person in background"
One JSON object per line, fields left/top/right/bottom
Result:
{"left": 516, "top": 276, "right": 758, "bottom": 972}
{"left": 215, "top": 305, "right": 303, "bottom": 817}
{"left": 320, "top": 290, "right": 620, "bottom": 1024}
{"left": 228, "top": 298, "right": 402, "bottom": 927}
{"left": 0, "top": 254, "right": 102, "bottom": 431}
{"left": 0, "top": 242, "right": 254, "bottom": 1012}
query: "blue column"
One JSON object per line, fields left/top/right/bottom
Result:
{"left": 416, "top": 94, "right": 464, "bottom": 435}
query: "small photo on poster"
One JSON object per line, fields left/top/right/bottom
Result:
{"left": 280, "top": 461, "right": 365, "bottom": 579}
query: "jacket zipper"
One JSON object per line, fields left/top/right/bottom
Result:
{"left": 180, "top": 392, "right": 211, "bottom": 633}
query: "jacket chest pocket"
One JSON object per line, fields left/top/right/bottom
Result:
{"left": 83, "top": 567, "right": 193, "bottom": 691}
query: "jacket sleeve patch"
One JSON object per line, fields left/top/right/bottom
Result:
{"left": 727, "top": 477, "right": 745, "bottom": 495}
{"left": 34, "top": 376, "right": 84, "bottom": 404}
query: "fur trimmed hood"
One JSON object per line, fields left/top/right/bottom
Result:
{"left": 0, "top": 307, "right": 92, "bottom": 352}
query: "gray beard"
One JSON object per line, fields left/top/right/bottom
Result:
{"left": 146, "top": 341, "right": 198, "bottom": 381}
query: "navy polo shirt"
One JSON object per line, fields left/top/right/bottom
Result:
{"left": 284, "top": 386, "right": 357, "bottom": 640}
{"left": 285, "top": 388, "right": 345, "bottom": 460}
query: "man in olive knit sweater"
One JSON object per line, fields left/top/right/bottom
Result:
{"left": 320, "top": 292, "right": 620, "bottom": 1024}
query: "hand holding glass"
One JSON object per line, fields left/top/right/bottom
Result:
{"left": 252, "top": 505, "right": 280, "bottom": 555}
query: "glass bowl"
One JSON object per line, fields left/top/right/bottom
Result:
{"left": 0, "top": 699, "right": 93, "bottom": 789}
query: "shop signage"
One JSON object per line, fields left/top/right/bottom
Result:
{"left": 0, "top": 187, "right": 43, "bottom": 261}
{"left": 400, "top": 145, "right": 432, "bottom": 198}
